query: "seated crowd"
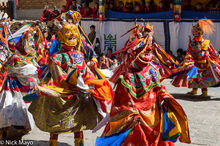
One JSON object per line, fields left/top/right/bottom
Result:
{"left": 106, "top": 0, "right": 172, "bottom": 13}
{"left": 40, "top": 0, "right": 99, "bottom": 21}
{"left": 39, "top": 0, "right": 220, "bottom": 21}
{"left": 106, "top": 0, "right": 220, "bottom": 13}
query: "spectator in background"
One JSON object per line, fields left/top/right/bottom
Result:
{"left": 128, "top": 2, "right": 133, "bottom": 12}
{"left": 124, "top": 2, "right": 130, "bottom": 12}
{"left": 106, "top": 47, "right": 116, "bottom": 68}
{"left": 99, "top": 53, "right": 109, "bottom": 69}
{"left": 88, "top": 25, "right": 96, "bottom": 45}
{"left": 167, "top": 50, "right": 175, "bottom": 58}
{"left": 117, "top": 1, "right": 126, "bottom": 12}
{"left": 71, "top": 0, "right": 81, "bottom": 12}
{"left": 157, "top": 1, "right": 167, "bottom": 12}
{"left": 61, "top": 5, "right": 67, "bottom": 13}
{"left": 149, "top": 0, "right": 157, "bottom": 12}
{"left": 66, "top": 0, "right": 72, "bottom": 10}
{"left": 52, "top": 6, "right": 60, "bottom": 18}
{"left": 182, "top": 0, "right": 193, "bottom": 10}
{"left": 176, "top": 48, "right": 184, "bottom": 63}
{"left": 139, "top": 1, "right": 145, "bottom": 12}
{"left": 106, "top": 1, "right": 110, "bottom": 9}
{"left": 133, "top": 2, "right": 142, "bottom": 13}
{"left": 195, "top": 2, "right": 207, "bottom": 12}
{"left": 106, "top": 47, "right": 115, "bottom": 60}
{"left": 88, "top": 25, "right": 101, "bottom": 56}
{"left": 80, "top": 2, "right": 92, "bottom": 17}
{"left": 110, "top": 58, "right": 118, "bottom": 70}
{"left": 169, "top": 2, "right": 174, "bottom": 10}
{"left": 85, "top": 0, "right": 93, "bottom": 7}
{"left": 108, "top": 1, "right": 115, "bottom": 11}
{"left": 69, "top": 5, "right": 75, "bottom": 11}
{"left": 69, "top": 0, "right": 77, "bottom": 11}
{"left": 183, "top": 51, "right": 187, "bottom": 58}
{"left": 39, "top": 5, "right": 54, "bottom": 21}
{"left": 80, "top": 2, "right": 86, "bottom": 16}
{"left": 144, "top": 2, "right": 151, "bottom": 13}
{"left": 91, "top": 3, "right": 99, "bottom": 18}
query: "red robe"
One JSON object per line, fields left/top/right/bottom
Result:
{"left": 100, "top": 64, "right": 190, "bottom": 145}
{"left": 172, "top": 37, "right": 220, "bottom": 88}
{"left": 39, "top": 9, "right": 54, "bottom": 21}
{"left": 66, "top": 0, "right": 72, "bottom": 10}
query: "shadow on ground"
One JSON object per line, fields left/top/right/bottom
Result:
{"left": 171, "top": 93, "right": 220, "bottom": 102}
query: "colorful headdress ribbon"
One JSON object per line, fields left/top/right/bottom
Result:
{"left": 54, "top": 10, "right": 82, "bottom": 28}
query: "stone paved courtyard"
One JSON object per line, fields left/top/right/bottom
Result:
{"left": 11, "top": 79, "right": 220, "bottom": 146}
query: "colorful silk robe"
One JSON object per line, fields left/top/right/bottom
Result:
{"left": 96, "top": 64, "right": 190, "bottom": 146}
{"left": 110, "top": 38, "right": 177, "bottom": 83}
{"left": 152, "top": 42, "right": 178, "bottom": 81}
{"left": 24, "top": 48, "right": 113, "bottom": 133}
{"left": 172, "top": 38, "right": 220, "bottom": 88}
{"left": 0, "top": 54, "right": 37, "bottom": 130}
